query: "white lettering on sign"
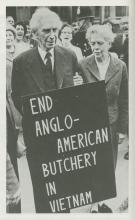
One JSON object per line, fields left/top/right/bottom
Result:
{"left": 30, "top": 95, "right": 53, "bottom": 115}
{"left": 49, "top": 190, "right": 92, "bottom": 212}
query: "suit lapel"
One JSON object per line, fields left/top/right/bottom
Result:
{"left": 26, "top": 47, "right": 46, "bottom": 92}
{"left": 86, "top": 55, "right": 101, "bottom": 81}
{"left": 54, "top": 46, "right": 65, "bottom": 88}
{"left": 105, "top": 54, "right": 120, "bottom": 83}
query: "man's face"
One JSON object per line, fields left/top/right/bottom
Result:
{"left": 36, "top": 22, "right": 59, "bottom": 51}
{"left": 90, "top": 33, "right": 110, "bottom": 59}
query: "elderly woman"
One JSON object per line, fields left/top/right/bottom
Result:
{"left": 78, "top": 25, "right": 128, "bottom": 212}
{"left": 58, "top": 23, "right": 83, "bottom": 61}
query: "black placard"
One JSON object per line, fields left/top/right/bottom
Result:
{"left": 22, "top": 81, "right": 116, "bottom": 213}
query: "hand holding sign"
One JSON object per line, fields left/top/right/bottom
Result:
{"left": 73, "top": 72, "right": 83, "bottom": 86}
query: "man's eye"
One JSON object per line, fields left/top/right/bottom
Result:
{"left": 98, "top": 42, "right": 104, "bottom": 45}
{"left": 90, "top": 42, "right": 95, "bottom": 46}
{"left": 53, "top": 28, "right": 57, "bottom": 32}
{"left": 42, "top": 29, "right": 50, "bottom": 33}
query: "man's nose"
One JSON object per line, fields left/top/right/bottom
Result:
{"left": 50, "top": 30, "right": 55, "bottom": 38}
{"left": 94, "top": 43, "right": 99, "bottom": 49}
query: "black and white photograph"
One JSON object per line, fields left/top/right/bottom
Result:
{"left": 5, "top": 4, "right": 130, "bottom": 214}
{"left": 0, "top": 0, "right": 134, "bottom": 217}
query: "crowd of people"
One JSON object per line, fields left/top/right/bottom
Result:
{"left": 6, "top": 7, "right": 128, "bottom": 213}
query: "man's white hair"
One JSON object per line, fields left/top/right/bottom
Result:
{"left": 86, "top": 24, "right": 116, "bottom": 43}
{"left": 30, "top": 7, "right": 62, "bottom": 33}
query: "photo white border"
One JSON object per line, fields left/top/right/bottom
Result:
{"left": 0, "top": 0, "right": 135, "bottom": 219}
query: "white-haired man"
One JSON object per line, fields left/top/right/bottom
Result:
{"left": 11, "top": 8, "right": 78, "bottom": 213}
{"left": 12, "top": 8, "right": 78, "bottom": 113}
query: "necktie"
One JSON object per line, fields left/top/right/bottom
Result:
{"left": 44, "top": 52, "right": 52, "bottom": 75}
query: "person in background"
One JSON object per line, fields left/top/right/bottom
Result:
{"left": 6, "top": 24, "right": 26, "bottom": 160}
{"left": 78, "top": 24, "right": 128, "bottom": 213}
{"left": 71, "top": 19, "right": 93, "bottom": 57}
{"left": 14, "top": 21, "right": 30, "bottom": 56}
{"left": 23, "top": 20, "right": 38, "bottom": 48}
{"left": 6, "top": 153, "right": 21, "bottom": 213}
{"left": 6, "top": 95, "right": 22, "bottom": 213}
{"left": 72, "top": 22, "right": 80, "bottom": 35}
{"left": 109, "top": 17, "right": 129, "bottom": 69}
{"left": 58, "top": 23, "right": 83, "bottom": 62}
{"left": 119, "top": 17, "right": 129, "bottom": 69}
{"left": 6, "top": 16, "right": 15, "bottom": 26}
{"left": 6, "top": 24, "right": 16, "bottom": 59}
{"left": 23, "top": 21, "right": 31, "bottom": 43}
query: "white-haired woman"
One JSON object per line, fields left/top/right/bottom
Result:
{"left": 78, "top": 24, "right": 128, "bottom": 212}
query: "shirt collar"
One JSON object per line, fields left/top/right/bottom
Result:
{"left": 38, "top": 46, "right": 54, "bottom": 61}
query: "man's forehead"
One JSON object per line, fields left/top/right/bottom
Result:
{"left": 39, "top": 19, "right": 59, "bottom": 30}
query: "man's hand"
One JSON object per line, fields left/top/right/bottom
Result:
{"left": 17, "top": 131, "right": 26, "bottom": 158}
{"left": 73, "top": 72, "right": 83, "bottom": 86}
{"left": 118, "top": 133, "right": 126, "bottom": 144}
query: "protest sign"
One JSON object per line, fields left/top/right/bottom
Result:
{"left": 22, "top": 81, "right": 116, "bottom": 213}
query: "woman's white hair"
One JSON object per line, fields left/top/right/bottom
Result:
{"left": 30, "top": 7, "right": 62, "bottom": 33}
{"left": 86, "top": 24, "right": 116, "bottom": 43}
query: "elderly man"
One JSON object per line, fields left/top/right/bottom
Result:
{"left": 12, "top": 8, "right": 78, "bottom": 113}
{"left": 11, "top": 7, "right": 78, "bottom": 213}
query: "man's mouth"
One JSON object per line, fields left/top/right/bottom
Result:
{"left": 47, "top": 41, "right": 55, "bottom": 44}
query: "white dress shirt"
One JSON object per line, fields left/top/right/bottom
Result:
{"left": 38, "top": 46, "right": 54, "bottom": 70}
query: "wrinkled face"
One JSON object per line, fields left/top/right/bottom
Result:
{"left": 60, "top": 26, "right": 72, "bottom": 42}
{"left": 6, "top": 16, "right": 14, "bottom": 26}
{"left": 6, "top": 30, "right": 15, "bottom": 47}
{"left": 36, "top": 21, "right": 59, "bottom": 51}
{"left": 90, "top": 33, "right": 110, "bottom": 59}
{"left": 16, "top": 25, "right": 25, "bottom": 41}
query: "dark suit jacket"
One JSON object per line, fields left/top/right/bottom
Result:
{"left": 78, "top": 53, "right": 128, "bottom": 134}
{"left": 11, "top": 45, "right": 78, "bottom": 113}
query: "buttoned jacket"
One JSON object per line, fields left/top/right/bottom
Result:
{"left": 78, "top": 53, "right": 128, "bottom": 134}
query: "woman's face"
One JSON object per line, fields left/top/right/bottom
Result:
{"left": 60, "top": 26, "right": 72, "bottom": 42}
{"left": 6, "top": 30, "right": 15, "bottom": 47}
{"left": 90, "top": 33, "right": 110, "bottom": 59}
{"left": 16, "top": 24, "right": 25, "bottom": 41}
